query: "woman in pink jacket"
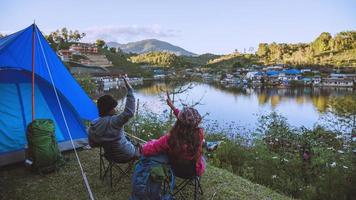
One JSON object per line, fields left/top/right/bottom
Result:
{"left": 141, "top": 94, "right": 205, "bottom": 177}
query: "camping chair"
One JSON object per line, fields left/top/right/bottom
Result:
{"left": 99, "top": 146, "right": 135, "bottom": 188}
{"left": 168, "top": 158, "right": 203, "bottom": 200}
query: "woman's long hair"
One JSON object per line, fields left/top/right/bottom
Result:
{"left": 168, "top": 120, "right": 201, "bottom": 160}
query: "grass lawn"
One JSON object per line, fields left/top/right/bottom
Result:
{"left": 0, "top": 148, "right": 293, "bottom": 200}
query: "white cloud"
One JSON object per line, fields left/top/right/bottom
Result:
{"left": 82, "top": 25, "right": 179, "bottom": 43}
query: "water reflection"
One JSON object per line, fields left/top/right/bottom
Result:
{"left": 135, "top": 82, "right": 354, "bottom": 114}
{"left": 103, "top": 81, "right": 355, "bottom": 130}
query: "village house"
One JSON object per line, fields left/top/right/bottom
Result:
{"left": 329, "top": 73, "right": 356, "bottom": 81}
{"left": 202, "top": 73, "right": 214, "bottom": 82}
{"left": 220, "top": 73, "right": 240, "bottom": 85}
{"left": 312, "top": 75, "right": 322, "bottom": 85}
{"left": 58, "top": 50, "right": 72, "bottom": 62}
{"left": 245, "top": 71, "right": 263, "bottom": 80}
{"left": 69, "top": 43, "right": 98, "bottom": 55}
{"left": 283, "top": 69, "right": 302, "bottom": 81}
{"left": 263, "top": 65, "right": 284, "bottom": 71}
{"left": 153, "top": 69, "right": 166, "bottom": 80}
{"left": 322, "top": 78, "right": 354, "bottom": 87}
{"left": 302, "top": 77, "right": 312, "bottom": 85}
{"left": 322, "top": 73, "right": 355, "bottom": 87}
{"left": 266, "top": 70, "right": 280, "bottom": 85}
{"left": 301, "top": 69, "right": 312, "bottom": 73}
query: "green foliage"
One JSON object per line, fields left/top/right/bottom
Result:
{"left": 45, "top": 28, "right": 86, "bottom": 51}
{"left": 312, "top": 32, "right": 332, "bottom": 53}
{"left": 180, "top": 53, "right": 220, "bottom": 67}
{"left": 257, "top": 43, "right": 270, "bottom": 58}
{"left": 109, "top": 47, "right": 117, "bottom": 53}
{"left": 99, "top": 48, "right": 153, "bottom": 77}
{"left": 256, "top": 31, "right": 356, "bottom": 67}
{"left": 126, "top": 112, "right": 173, "bottom": 142}
{"left": 205, "top": 53, "right": 259, "bottom": 69}
{"left": 73, "top": 74, "right": 96, "bottom": 96}
{"left": 124, "top": 108, "right": 356, "bottom": 199}
{"left": 332, "top": 31, "right": 356, "bottom": 51}
{"left": 209, "top": 112, "right": 356, "bottom": 199}
{"left": 129, "top": 52, "right": 188, "bottom": 68}
{"left": 95, "top": 39, "right": 105, "bottom": 48}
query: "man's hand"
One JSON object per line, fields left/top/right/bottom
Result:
{"left": 123, "top": 75, "right": 132, "bottom": 90}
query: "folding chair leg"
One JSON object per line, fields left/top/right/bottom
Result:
{"left": 194, "top": 178, "right": 199, "bottom": 200}
{"left": 197, "top": 179, "right": 203, "bottom": 195}
{"left": 99, "top": 155, "right": 134, "bottom": 188}
{"left": 110, "top": 164, "right": 113, "bottom": 188}
{"left": 102, "top": 163, "right": 110, "bottom": 180}
{"left": 173, "top": 179, "right": 191, "bottom": 196}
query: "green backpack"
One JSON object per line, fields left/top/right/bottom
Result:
{"left": 26, "top": 119, "right": 64, "bottom": 174}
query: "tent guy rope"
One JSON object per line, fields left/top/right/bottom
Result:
{"left": 35, "top": 27, "right": 95, "bottom": 200}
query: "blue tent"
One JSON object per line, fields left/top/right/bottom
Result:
{"left": 0, "top": 24, "right": 98, "bottom": 166}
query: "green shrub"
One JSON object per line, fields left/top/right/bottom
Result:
{"left": 120, "top": 109, "right": 355, "bottom": 199}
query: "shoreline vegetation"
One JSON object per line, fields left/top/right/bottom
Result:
{"left": 125, "top": 104, "right": 355, "bottom": 200}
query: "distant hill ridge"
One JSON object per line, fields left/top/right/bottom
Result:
{"left": 107, "top": 39, "right": 196, "bottom": 56}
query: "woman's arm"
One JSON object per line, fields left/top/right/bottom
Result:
{"left": 142, "top": 134, "right": 170, "bottom": 156}
{"left": 166, "top": 92, "right": 180, "bottom": 117}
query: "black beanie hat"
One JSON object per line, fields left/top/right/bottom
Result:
{"left": 97, "top": 95, "right": 118, "bottom": 117}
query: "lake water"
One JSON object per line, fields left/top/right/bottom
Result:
{"left": 110, "top": 81, "right": 354, "bottom": 135}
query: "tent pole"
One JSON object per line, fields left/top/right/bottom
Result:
{"left": 31, "top": 23, "right": 36, "bottom": 122}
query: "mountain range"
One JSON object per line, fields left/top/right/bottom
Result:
{"left": 106, "top": 39, "right": 196, "bottom": 56}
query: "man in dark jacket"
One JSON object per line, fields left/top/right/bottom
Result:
{"left": 89, "top": 77, "right": 138, "bottom": 162}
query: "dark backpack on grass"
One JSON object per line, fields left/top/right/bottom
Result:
{"left": 26, "top": 119, "right": 64, "bottom": 174}
{"left": 130, "top": 154, "right": 175, "bottom": 200}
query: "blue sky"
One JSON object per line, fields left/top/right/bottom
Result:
{"left": 1, "top": 0, "right": 355, "bottom": 54}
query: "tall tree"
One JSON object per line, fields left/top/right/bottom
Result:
{"left": 332, "top": 31, "right": 356, "bottom": 51}
{"left": 311, "top": 32, "right": 332, "bottom": 53}
{"left": 46, "top": 28, "right": 86, "bottom": 50}
{"left": 257, "top": 43, "right": 270, "bottom": 57}
{"left": 96, "top": 39, "right": 106, "bottom": 48}
{"left": 109, "top": 47, "right": 117, "bottom": 53}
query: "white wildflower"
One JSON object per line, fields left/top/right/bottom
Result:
{"left": 330, "top": 162, "right": 336, "bottom": 168}
{"left": 283, "top": 158, "right": 289, "bottom": 162}
{"left": 343, "top": 166, "right": 348, "bottom": 169}
{"left": 271, "top": 175, "right": 277, "bottom": 179}
{"left": 272, "top": 156, "right": 278, "bottom": 159}
{"left": 335, "top": 135, "right": 343, "bottom": 139}
{"left": 337, "top": 150, "right": 344, "bottom": 154}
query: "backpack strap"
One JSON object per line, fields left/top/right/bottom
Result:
{"left": 163, "top": 165, "right": 175, "bottom": 195}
